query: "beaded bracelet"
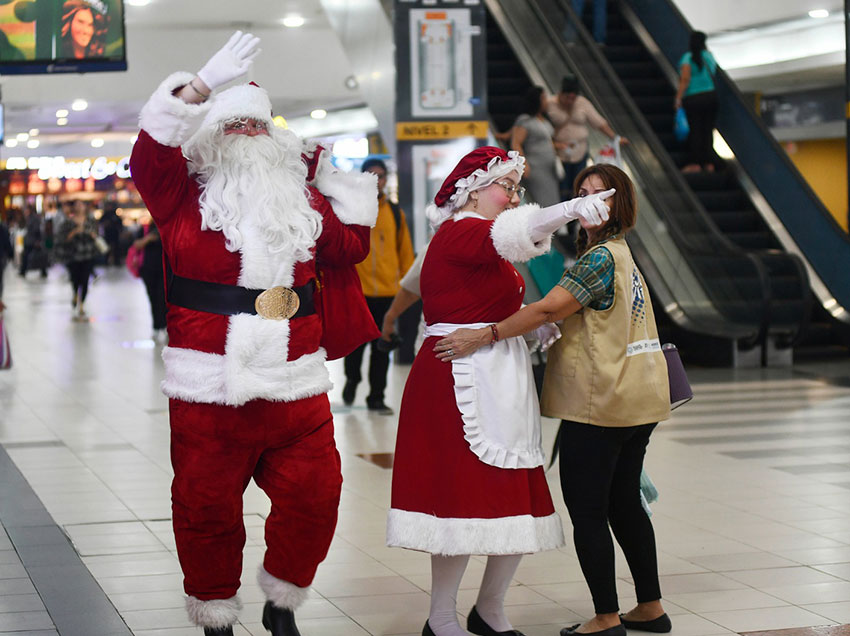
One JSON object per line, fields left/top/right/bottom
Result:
{"left": 489, "top": 323, "right": 499, "bottom": 344}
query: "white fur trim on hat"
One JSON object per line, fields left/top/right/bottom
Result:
{"left": 490, "top": 203, "right": 552, "bottom": 262}
{"left": 201, "top": 83, "right": 274, "bottom": 131}
{"left": 312, "top": 153, "right": 379, "bottom": 227}
{"left": 426, "top": 150, "right": 525, "bottom": 229}
{"left": 386, "top": 509, "right": 564, "bottom": 556}
{"left": 258, "top": 566, "right": 310, "bottom": 610}
{"left": 186, "top": 595, "right": 242, "bottom": 628}
{"left": 139, "top": 71, "right": 212, "bottom": 147}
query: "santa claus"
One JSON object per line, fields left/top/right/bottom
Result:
{"left": 129, "top": 32, "right": 378, "bottom": 635}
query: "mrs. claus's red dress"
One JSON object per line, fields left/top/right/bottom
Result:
{"left": 387, "top": 210, "right": 564, "bottom": 555}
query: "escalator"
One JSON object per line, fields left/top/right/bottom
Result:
{"left": 483, "top": 0, "right": 795, "bottom": 365}
{"left": 598, "top": 0, "right": 849, "bottom": 359}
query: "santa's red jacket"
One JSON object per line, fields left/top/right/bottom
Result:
{"left": 129, "top": 72, "right": 378, "bottom": 407}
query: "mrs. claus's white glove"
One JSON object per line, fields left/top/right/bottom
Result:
{"left": 197, "top": 31, "right": 261, "bottom": 92}
{"left": 535, "top": 322, "right": 562, "bottom": 352}
{"left": 528, "top": 188, "right": 614, "bottom": 243}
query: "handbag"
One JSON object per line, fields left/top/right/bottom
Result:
{"left": 674, "top": 107, "right": 689, "bottom": 142}
{"left": 94, "top": 235, "right": 110, "bottom": 255}
{"left": 593, "top": 136, "right": 623, "bottom": 168}
{"left": 315, "top": 264, "right": 380, "bottom": 361}
{"left": 125, "top": 244, "right": 144, "bottom": 278}
{"left": 0, "top": 313, "right": 11, "bottom": 370}
{"left": 662, "top": 343, "right": 692, "bottom": 409}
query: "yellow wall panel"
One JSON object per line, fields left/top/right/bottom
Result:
{"left": 783, "top": 138, "right": 848, "bottom": 232}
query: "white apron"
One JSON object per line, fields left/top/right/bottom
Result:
{"left": 424, "top": 322, "right": 544, "bottom": 469}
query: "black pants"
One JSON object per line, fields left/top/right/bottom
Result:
{"left": 20, "top": 245, "right": 47, "bottom": 277}
{"left": 67, "top": 260, "right": 95, "bottom": 304}
{"left": 682, "top": 91, "right": 718, "bottom": 167}
{"left": 141, "top": 269, "right": 167, "bottom": 330}
{"left": 343, "top": 296, "right": 393, "bottom": 405}
{"left": 560, "top": 154, "right": 589, "bottom": 199}
{"left": 559, "top": 420, "right": 661, "bottom": 614}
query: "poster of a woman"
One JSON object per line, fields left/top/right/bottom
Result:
{"left": 60, "top": 0, "right": 110, "bottom": 59}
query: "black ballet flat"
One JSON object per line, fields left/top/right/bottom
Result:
{"left": 423, "top": 620, "right": 436, "bottom": 636}
{"left": 467, "top": 605, "right": 526, "bottom": 636}
{"left": 619, "top": 614, "right": 672, "bottom": 633}
{"left": 560, "top": 624, "right": 627, "bottom": 636}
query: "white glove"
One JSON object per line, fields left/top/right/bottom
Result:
{"left": 535, "top": 322, "right": 561, "bottom": 352}
{"left": 197, "top": 31, "right": 261, "bottom": 92}
{"left": 563, "top": 188, "right": 615, "bottom": 225}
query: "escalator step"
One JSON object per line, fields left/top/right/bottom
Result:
{"left": 634, "top": 95, "right": 675, "bottom": 112}
{"left": 604, "top": 45, "right": 644, "bottom": 62}
{"left": 608, "top": 61, "right": 660, "bottom": 78}
{"left": 621, "top": 78, "right": 671, "bottom": 96}
{"left": 726, "top": 232, "right": 777, "bottom": 249}
{"left": 771, "top": 276, "right": 807, "bottom": 299}
{"left": 708, "top": 211, "right": 762, "bottom": 232}
{"left": 682, "top": 171, "right": 733, "bottom": 190}
{"left": 697, "top": 190, "right": 751, "bottom": 210}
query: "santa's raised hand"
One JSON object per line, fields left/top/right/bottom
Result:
{"left": 196, "top": 31, "right": 261, "bottom": 94}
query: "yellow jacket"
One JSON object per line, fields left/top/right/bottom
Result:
{"left": 355, "top": 196, "right": 415, "bottom": 297}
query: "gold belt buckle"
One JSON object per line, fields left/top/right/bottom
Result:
{"left": 255, "top": 286, "right": 300, "bottom": 320}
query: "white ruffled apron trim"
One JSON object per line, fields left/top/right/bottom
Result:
{"left": 424, "top": 322, "right": 544, "bottom": 469}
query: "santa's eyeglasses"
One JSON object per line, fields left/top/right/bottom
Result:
{"left": 223, "top": 118, "right": 270, "bottom": 134}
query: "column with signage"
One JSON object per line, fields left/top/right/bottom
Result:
{"left": 394, "top": 0, "right": 488, "bottom": 251}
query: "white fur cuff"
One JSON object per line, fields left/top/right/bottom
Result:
{"left": 386, "top": 509, "right": 564, "bottom": 556}
{"left": 313, "top": 155, "right": 379, "bottom": 227}
{"left": 490, "top": 204, "right": 552, "bottom": 263}
{"left": 258, "top": 566, "right": 310, "bottom": 610}
{"left": 139, "top": 71, "right": 212, "bottom": 147}
{"left": 186, "top": 595, "right": 242, "bottom": 628}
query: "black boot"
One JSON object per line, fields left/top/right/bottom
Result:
{"left": 204, "top": 627, "right": 234, "bottom": 636}
{"left": 262, "top": 601, "right": 302, "bottom": 636}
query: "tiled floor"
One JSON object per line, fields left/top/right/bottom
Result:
{"left": 1, "top": 266, "right": 849, "bottom": 635}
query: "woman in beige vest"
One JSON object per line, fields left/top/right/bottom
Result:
{"left": 435, "top": 164, "right": 671, "bottom": 636}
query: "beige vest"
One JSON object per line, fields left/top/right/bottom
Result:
{"left": 540, "top": 238, "right": 671, "bottom": 427}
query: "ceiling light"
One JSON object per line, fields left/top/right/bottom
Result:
{"left": 29, "top": 128, "right": 39, "bottom": 136}
{"left": 27, "top": 140, "right": 39, "bottom": 149}
{"left": 808, "top": 9, "right": 829, "bottom": 17}
{"left": 91, "top": 138, "right": 105, "bottom": 148}
{"left": 310, "top": 109, "right": 327, "bottom": 120}
{"left": 71, "top": 99, "right": 88, "bottom": 111}
{"left": 56, "top": 109, "right": 69, "bottom": 118}
{"left": 282, "top": 15, "right": 305, "bottom": 28}
{"left": 273, "top": 115, "right": 288, "bottom": 129}
{"left": 344, "top": 75, "right": 359, "bottom": 90}
{"left": 16, "top": 132, "right": 28, "bottom": 141}
{"left": 5, "top": 139, "right": 17, "bottom": 148}
{"left": 57, "top": 118, "right": 69, "bottom": 126}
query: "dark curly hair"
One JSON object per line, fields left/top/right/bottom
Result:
{"left": 60, "top": 0, "right": 110, "bottom": 59}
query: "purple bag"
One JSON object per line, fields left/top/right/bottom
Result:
{"left": 0, "top": 314, "right": 11, "bottom": 370}
{"left": 662, "top": 343, "right": 692, "bottom": 409}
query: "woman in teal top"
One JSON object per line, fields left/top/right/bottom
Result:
{"left": 674, "top": 31, "right": 718, "bottom": 173}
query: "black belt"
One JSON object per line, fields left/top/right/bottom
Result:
{"left": 166, "top": 260, "right": 315, "bottom": 320}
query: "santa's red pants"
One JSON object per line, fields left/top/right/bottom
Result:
{"left": 169, "top": 393, "right": 342, "bottom": 601}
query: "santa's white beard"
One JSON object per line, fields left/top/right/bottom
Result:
{"left": 185, "top": 127, "right": 322, "bottom": 262}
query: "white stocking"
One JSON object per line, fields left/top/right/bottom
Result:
{"left": 474, "top": 554, "right": 523, "bottom": 631}
{"left": 429, "top": 554, "right": 470, "bottom": 636}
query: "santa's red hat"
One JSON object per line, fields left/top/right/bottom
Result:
{"left": 201, "top": 82, "right": 274, "bottom": 131}
{"left": 426, "top": 146, "right": 525, "bottom": 228}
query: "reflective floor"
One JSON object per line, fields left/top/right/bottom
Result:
{"left": 1, "top": 266, "right": 849, "bottom": 635}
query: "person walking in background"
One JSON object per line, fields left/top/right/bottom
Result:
{"left": 435, "top": 164, "right": 671, "bottom": 636}
{"left": 675, "top": 31, "right": 718, "bottom": 173}
{"left": 572, "top": 0, "right": 607, "bottom": 43}
{"left": 56, "top": 201, "right": 99, "bottom": 320}
{"left": 132, "top": 218, "right": 167, "bottom": 343}
{"left": 0, "top": 216, "right": 13, "bottom": 302}
{"left": 100, "top": 201, "right": 123, "bottom": 266}
{"left": 548, "top": 75, "right": 628, "bottom": 199}
{"left": 343, "top": 158, "right": 415, "bottom": 415}
{"left": 511, "top": 86, "right": 561, "bottom": 207}
{"left": 18, "top": 206, "right": 48, "bottom": 279}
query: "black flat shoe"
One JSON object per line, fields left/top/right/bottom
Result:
{"left": 560, "top": 624, "right": 627, "bottom": 636}
{"left": 262, "top": 601, "right": 301, "bottom": 636}
{"left": 204, "top": 628, "right": 234, "bottom": 636}
{"left": 619, "top": 614, "right": 671, "bottom": 633}
{"left": 468, "top": 605, "right": 526, "bottom": 636}
{"left": 423, "top": 620, "right": 435, "bottom": 636}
